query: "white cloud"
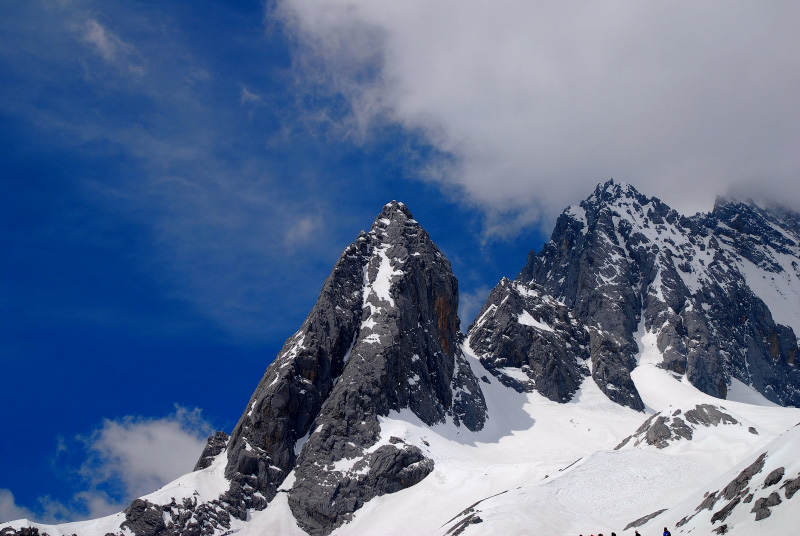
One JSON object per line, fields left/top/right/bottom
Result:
{"left": 0, "top": 487, "right": 121, "bottom": 525}
{"left": 278, "top": 0, "right": 800, "bottom": 233}
{"left": 285, "top": 215, "right": 319, "bottom": 247}
{"left": 0, "top": 489, "right": 36, "bottom": 523}
{"left": 79, "top": 405, "right": 213, "bottom": 499}
{"left": 241, "top": 86, "right": 264, "bottom": 105}
{"left": 79, "top": 18, "right": 143, "bottom": 75}
{"left": 1, "top": 406, "right": 214, "bottom": 524}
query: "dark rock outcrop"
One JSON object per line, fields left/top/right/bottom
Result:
{"left": 286, "top": 202, "right": 486, "bottom": 535}
{"left": 119, "top": 496, "right": 233, "bottom": 536}
{"left": 467, "top": 278, "right": 590, "bottom": 402}
{"left": 0, "top": 529, "right": 57, "bottom": 536}
{"left": 624, "top": 508, "right": 667, "bottom": 530}
{"left": 121, "top": 500, "right": 165, "bottom": 536}
{"left": 511, "top": 180, "right": 800, "bottom": 408}
{"left": 193, "top": 431, "right": 229, "bottom": 471}
{"left": 782, "top": 473, "right": 800, "bottom": 499}
{"left": 763, "top": 467, "right": 785, "bottom": 488}
{"left": 615, "top": 404, "right": 739, "bottom": 450}
{"left": 751, "top": 491, "right": 781, "bottom": 520}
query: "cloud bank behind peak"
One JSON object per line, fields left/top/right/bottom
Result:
{"left": 279, "top": 0, "right": 800, "bottom": 232}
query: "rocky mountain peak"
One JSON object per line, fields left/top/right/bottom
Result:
{"left": 586, "top": 178, "right": 647, "bottom": 208}
{"left": 214, "top": 202, "right": 487, "bottom": 535}
{"left": 509, "top": 181, "right": 800, "bottom": 411}
{"left": 467, "top": 277, "right": 590, "bottom": 402}
{"left": 378, "top": 199, "right": 414, "bottom": 219}
{"left": 5, "top": 190, "right": 800, "bottom": 536}
{"left": 580, "top": 178, "right": 680, "bottom": 230}
{"left": 368, "top": 201, "right": 418, "bottom": 238}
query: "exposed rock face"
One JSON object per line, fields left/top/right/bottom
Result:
{"left": 751, "top": 492, "right": 781, "bottom": 520}
{"left": 119, "top": 496, "right": 234, "bottom": 536}
{"left": 677, "top": 452, "right": 768, "bottom": 527}
{"left": 512, "top": 180, "right": 800, "bottom": 408}
{"left": 121, "top": 500, "right": 166, "bottom": 536}
{"left": 219, "top": 201, "right": 486, "bottom": 535}
{"left": 0, "top": 529, "right": 58, "bottom": 536}
{"left": 193, "top": 431, "right": 229, "bottom": 471}
{"left": 624, "top": 508, "right": 667, "bottom": 530}
{"left": 783, "top": 474, "right": 800, "bottom": 499}
{"left": 222, "top": 220, "right": 369, "bottom": 512}
{"left": 467, "top": 278, "right": 590, "bottom": 402}
{"left": 71, "top": 201, "right": 487, "bottom": 536}
{"left": 286, "top": 202, "right": 486, "bottom": 535}
{"left": 615, "top": 404, "right": 739, "bottom": 450}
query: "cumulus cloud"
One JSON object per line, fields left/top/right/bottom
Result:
{"left": 277, "top": 0, "right": 800, "bottom": 233}
{"left": 1, "top": 406, "right": 213, "bottom": 524}
{"left": 0, "top": 489, "right": 36, "bottom": 523}
{"left": 78, "top": 405, "right": 213, "bottom": 500}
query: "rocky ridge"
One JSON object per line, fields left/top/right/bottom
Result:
{"left": 467, "top": 277, "right": 590, "bottom": 402}
{"left": 4, "top": 186, "right": 800, "bottom": 536}
{"left": 512, "top": 180, "right": 800, "bottom": 409}
{"left": 614, "top": 404, "right": 744, "bottom": 450}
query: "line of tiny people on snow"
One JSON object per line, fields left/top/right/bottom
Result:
{"left": 579, "top": 527, "right": 671, "bottom": 536}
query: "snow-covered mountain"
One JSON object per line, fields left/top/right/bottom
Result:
{"left": 3, "top": 183, "right": 800, "bottom": 536}
{"left": 507, "top": 179, "right": 800, "bottom": 409}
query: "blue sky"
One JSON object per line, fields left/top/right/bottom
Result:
{"left": 3, "top": 0, "right": 799, "bottom": 524}
{"left": 0, "top": 0, "right": 546, "bottom": 522}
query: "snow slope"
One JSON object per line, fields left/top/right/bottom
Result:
{"left": 4, "top": 339, "right": 798, "bottom": 536}
{"left": 635, "top": 423, "right": 800, "bottom": 536}
{"left": 328, "top": 335, "right": 796, "bottom": 536}
{"left": 4, "top": 334, "right": 798, "bottom": 536}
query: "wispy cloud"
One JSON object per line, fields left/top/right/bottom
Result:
{"left": 284, "top": 215, "right": 320, "bottom": 247}
{"left": 241, "top": 85, "right": 263, "bottom": 106}
{"left": 0, "top": 1, "right": 350, "bottom": 341}
{"left": 78, "top": 18, "right": 143, "bottom": 75}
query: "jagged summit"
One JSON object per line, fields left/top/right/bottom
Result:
{"left": 507, "top": 181, "right": 800, "bottom": 410}
{"left": 379, "top": 199, "right": 413, "bottom": 217}
{"left": 221, "top": 201, "right": 487, "bottom": 535}
{"left": 589, "top": 177, "right": 640, "bottom": 200}
{"left": 4, "top": 188, "right": 800, "bottom": 536}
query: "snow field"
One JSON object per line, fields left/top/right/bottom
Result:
{"left": 636, "top": 424, "right": 800, "bottom": 536}
{"left": 6, "top": 324, "right": 799, "bottom": 536}
{"left": 336, "top": 334, "right": 800, "bottom": 536}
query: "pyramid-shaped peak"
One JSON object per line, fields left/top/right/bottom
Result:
{"left": 379, "top": 200, "right": 414, "bottom": 220}
{"left": 580, "top": 179, "right": 662, "bottom": 215}
{"left": 592, "top": 178, "right": 641, "bottom": 199}
{"left": 369, "top": 201, "right": 422, "bottom": 239}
